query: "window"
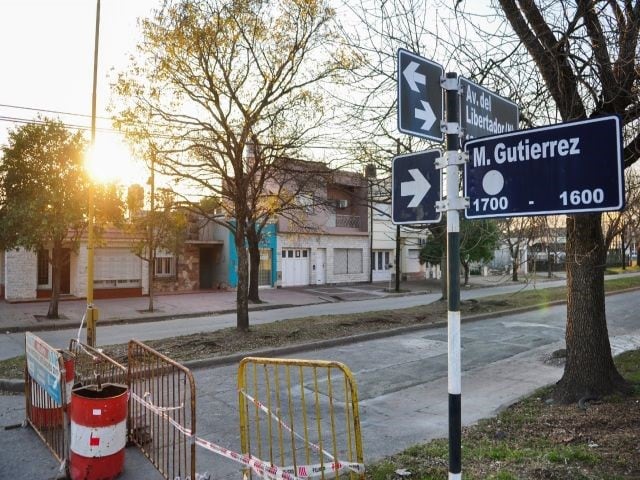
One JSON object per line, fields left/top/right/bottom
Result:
{"left": 258, "top": 249, "right": 272, "bottom": 286}
{"left": 372, "top": 251, "right": 391, "bottom": 271}
{"left": 155, "top": 255, "right": 175, "bottom": 277}
{"left": 334, "top": 248, "right": 363, "bottom": 274}
{"left": 37, "top": 249, "right": 49, "bottom": 285}
{"left": 298, "top": 194, "right": 315, "bottom": 214}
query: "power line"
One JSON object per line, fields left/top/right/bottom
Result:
{"left": 0, "top": 103, "right": 380, "bottom": 151}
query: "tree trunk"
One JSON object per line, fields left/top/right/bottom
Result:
{"left": 462, "top": 261, "right": 470, "bottom": 286}
{"left": 235, "top": 230, "right": 250, "bottom": 332}
{"left": 47, "top": 244, "right": 61, "bottom": 319}
{"left": 246, "top": 226, "right": 262, "bottom": 303}
{"left": 554, "top": 214, "right": 630, "bottom": 403}
{"left": 148, "top": 255, "right": 155, "bottom": 312}
{"left": 621, "top": 231, "right": 626, "bottom": 270}
{"left": 547, "top": 247, "right": 553, "bottom": 278}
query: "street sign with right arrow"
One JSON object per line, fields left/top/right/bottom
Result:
{"left": 392, "top": 149, "right": 442, "bottom": 224}
{"left": 397, "top": 49, "right": 444, "bottom": 141}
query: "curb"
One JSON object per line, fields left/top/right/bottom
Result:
{"left": 2, "top": 302, "right": 306, "bottom": 334}
{"left": 2, "top": 289, "right": 429, "bottom": 334}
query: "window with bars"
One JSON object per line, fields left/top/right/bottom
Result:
{"left": 334, "top": 248, "right": 363, "bottom": 274}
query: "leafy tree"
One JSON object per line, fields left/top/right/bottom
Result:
{"left": 114, "top": 0, "right": 357, "bottom": 331}
{"left": 0, "top": 119, "right": 122, "bottom": 318}
{"left": 419, "top": 218, "right": 499, "bottom": 286}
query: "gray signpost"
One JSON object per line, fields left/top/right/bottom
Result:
{"left": 396, "top": 49, "right": 525, "bottom": 480}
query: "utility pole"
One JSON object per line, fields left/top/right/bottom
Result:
{"left": 86, "top": 0, "right": 101, "bottom": 347}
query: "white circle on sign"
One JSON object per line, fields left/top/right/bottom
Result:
{"left": 482, "top": 170, "right": 504, "bottom": 196}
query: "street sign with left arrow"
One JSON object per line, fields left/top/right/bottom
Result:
{"left": 397, "top": 49, "right": 444, "bottom": 141}
{"left": 392, "top": 149, "right": 442, "bottom": 224}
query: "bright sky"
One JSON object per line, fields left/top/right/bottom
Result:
{"left": 0, "top": 0, "right": 160, "bottom": 186}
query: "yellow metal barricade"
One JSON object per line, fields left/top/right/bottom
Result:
{"left": 128, "top": 339, "right": 196, "bottom": 480}
{"left": 238, "top": 357, "right": 364, "bottom": 480}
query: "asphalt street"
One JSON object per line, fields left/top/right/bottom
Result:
{"left": 1, "top": 287, "right": 639, "bottom": 480}
{"left": 0, "top": 278, "right": 571, "bottom": 361}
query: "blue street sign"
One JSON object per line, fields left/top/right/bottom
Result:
{"left": 464, "top": 116, "right": 624, "bottom": 219}
{"left": 392, "top": 149, "right": 442, "bottom": 224}
{"left": 397, "top": 49, "right": 443, "bottom": 141}
{"left": 460, "top": 77, "right": 519, "bottom": 141}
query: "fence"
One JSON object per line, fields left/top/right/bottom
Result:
{"left": 238, "top": 357, "right": 364, "bottom": 480}
{"left": 68, "top": 338, "right": 127, "bottom": 386}
{"left": 128, "top": 339, "right": 197, "bottom": 480}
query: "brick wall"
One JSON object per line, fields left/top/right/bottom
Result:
{"left": 5, "top": 248, "right": 37, "bottom": 300}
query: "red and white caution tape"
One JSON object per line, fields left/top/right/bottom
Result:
{"left": 281, "top": 461, "right": 366, "bottom": 478}
{"left": 131, "top": 392, "right": 320, "bottom": 480}
{"left": 239, "top": 389, "right": 365, "bottom": 477}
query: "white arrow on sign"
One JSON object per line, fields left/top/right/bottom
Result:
{"left": 415, "top": 101, "right": 437, "bottom": 131}
{"left": 403, "top": 61, "right": 426, "bottom": 92}
{"left": 401, "top": 168, "right": 431, "bottom": 208}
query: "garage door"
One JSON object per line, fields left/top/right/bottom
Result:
{"left": 281, "top": 249, "right": 310, "bottom": 287}
{"left": 94, "top": 248, "right": 142, "bottom": 289}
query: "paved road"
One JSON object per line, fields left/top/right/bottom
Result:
{"left": 2, "top": 289, "right": 639, "bottom": 480}
{"left": 0, "top": 278, "right": 573, "bottom": 361}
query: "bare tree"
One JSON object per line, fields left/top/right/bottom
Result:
{"left": 490, "top": 0, "right": 640, "bottom": 402}
{"left": 114, "top": 0, "right": 357, "bottom": 331}
{"left": 498, "top": 217, "right": 536, "bottom": 282}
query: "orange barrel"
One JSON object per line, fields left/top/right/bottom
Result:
{"left": 30, "top": 350, "right": 75, "bottom": 429}
{"left": 70, "top": 383, "right": 128, "bottom": 480}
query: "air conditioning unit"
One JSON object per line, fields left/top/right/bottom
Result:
{"left": 337, "top": 199, "right": 349, "bottom": 209}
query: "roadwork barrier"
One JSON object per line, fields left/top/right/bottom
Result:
{"left": 128, "top": 339, "right": 197, "bottom": 480}
{"left": 238, "top": 357, "right": 365, "bottom": 480}
{"left": 24, "top": 333, "right": 71, "bottom": 467}
{"left": 69, "top": 338, "right": 127, "bottom": 386}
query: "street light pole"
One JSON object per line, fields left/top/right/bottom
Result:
{"left": 86, "top": 0, "right": 101, "bottom": 347}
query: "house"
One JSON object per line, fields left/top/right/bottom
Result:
{"left": 1, "top": 228, "right": 147, "bottom": 301}
{"left": 367, "top": 171, "right": 429, "bottom": 282}
{"left": 275, "top": 167, "right": 370, "bottom": 287}
{"left": 1, "top": 162, "right": 436, "bottom": 300}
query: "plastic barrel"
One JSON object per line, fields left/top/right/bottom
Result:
{"left": 30, "top": 350, "right": 74, "bottom": 429}
{"left": 70, "top": 383, "right": 128, "bottom": 480}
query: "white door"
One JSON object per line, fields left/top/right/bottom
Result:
{"left": 281, "top": 248, "right": 310, "bottom": 286}
{"left": 372, "top": 250, "right": 392, "bottom": 282}
{"left": 315, "top": 249, "right": 326, "bottom": 284}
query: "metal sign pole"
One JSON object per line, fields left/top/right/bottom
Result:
{"left": 442, "top": 72, "right": 463, "bottom": 479}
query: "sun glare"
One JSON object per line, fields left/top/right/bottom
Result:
{"left": 85, "top": 134, "right": 147, "bottom": 186}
